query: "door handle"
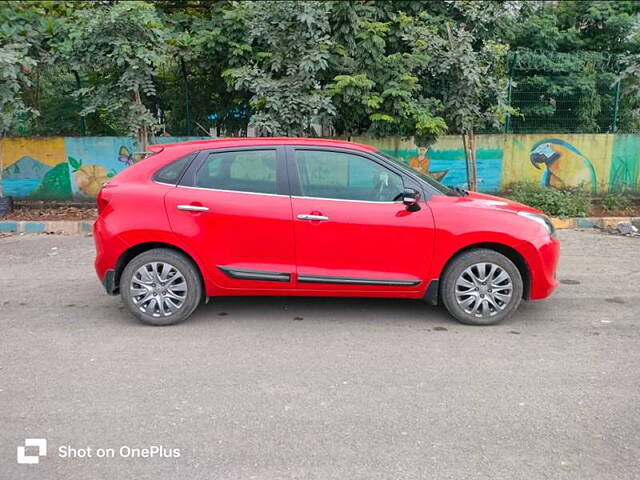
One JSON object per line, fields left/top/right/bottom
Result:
{"left": 297, "top": 214, "right": 329, "bottom": 221}
{"left": 177, "top": 205, "right": 209, "bottom": 212}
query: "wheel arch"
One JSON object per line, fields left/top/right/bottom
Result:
{"left": 438, "top": 242, "right": 531, "bottom": 301}
{"left": 113, "top": 241, "right": 205, "bottom": 294}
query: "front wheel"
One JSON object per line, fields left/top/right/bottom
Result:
{"left": 120, "top": 248, "right": 203, "bottom": 326}
{"left": 440, "top": 249, "right": 523, "bottom": 326}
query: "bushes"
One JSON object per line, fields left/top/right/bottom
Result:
{"left": 503, "top": 182, "right": 591, "bottom": 218}
{"left": 601, "top": 189, "right": 632, "bottom": 212}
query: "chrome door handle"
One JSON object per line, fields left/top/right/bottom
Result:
{"left": 177, "top": 205, "right": 209, "bottom": 212}
{"left": 297, "top": 214, "right": 329, "bottom": 221}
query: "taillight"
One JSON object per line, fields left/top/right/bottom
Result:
{"left": 97, "top": 181, "right": 118, "bottom": 214}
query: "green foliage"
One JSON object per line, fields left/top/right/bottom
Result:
{"left": 222, "top": 1, "right": 334, "bottom": 136}
{"left": 0, "top": 2, "right": 43, "bottom": 135}
{"left": 505, "top": 182, "right": 591, "bottom": 218}
{"left": 3, "top": 0, "right": 640, "bottom": 139}
{"left": 62, "top": 1, "right": 168, "bottom": 137}
{"left": 601, "top": 189, "right": 632, "bottom": 212}
{"left": 0, "top": 42, "right": 37, "bottom": 135}
{"left": 327, "top": 6, "right": 447, "bottom": 142}
{"left": 428, "top": 25, "right": 516, "bottom": 135}
{"left": 505, "top": 0, "right": 640, "bottom": 133}
{"left": 617, "top": 54, "right": 640, "bottom": 133}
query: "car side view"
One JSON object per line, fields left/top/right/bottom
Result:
{"left": 94, "top": 138, "right": 559, "bottom": 326}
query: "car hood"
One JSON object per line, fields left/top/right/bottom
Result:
{"left": 460, "top": 191, "right": 543, "bottom": 215}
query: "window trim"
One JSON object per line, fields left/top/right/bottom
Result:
{"left": 285, "top": 146, "right": 421, "bottom": 203}
{"left": 179, "top": 145, "right": 288, "bottom": 196}
{"left": 291, "top": 195, "right": 398, "bottom": 204}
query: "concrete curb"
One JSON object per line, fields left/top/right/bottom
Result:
{"left": 0, "top": 217, "right": 638, "bottom": 234}
{"left": 0, "top": 220, "right": 94, "bottom": 234}
{"left": 551, "top": 216, "right": 640, "bottom": 230}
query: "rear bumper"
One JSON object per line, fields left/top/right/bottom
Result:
{"left": 94, "top": 217, "right": 128, "bottom": 294}
{"left": 102, "top": 269, "right": 118, "bottom": 295}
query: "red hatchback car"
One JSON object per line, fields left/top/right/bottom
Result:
{"left": 94, "top": 138, "right": 559, "bottom": 326}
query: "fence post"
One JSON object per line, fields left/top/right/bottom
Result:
{"left": 180, "top": 57, "right": 191, "bottom": 136}
{"left": 504, "top": 51, "right": 517, "bottom": 134}
{"left": 612, "top": 80, "right": 621, "bottom": 133}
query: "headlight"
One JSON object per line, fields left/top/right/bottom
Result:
{"left": 517, "top": 211, "right": 555, "bottom": 236}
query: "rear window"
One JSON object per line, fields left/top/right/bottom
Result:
{"left": 153, "top": 152, "right": 197, "bottom": 185}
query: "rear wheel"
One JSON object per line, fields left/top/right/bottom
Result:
{"left": 441, "top": 249, "right": 523, "bottom": 326}
{"left": 120, "top": 248, "right": 202, "bottom": 326}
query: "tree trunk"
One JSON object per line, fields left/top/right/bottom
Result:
{"left": 0, "top": 153, "right": 3, "bottom": 198}
{"left": 462, "top": 134, "right": 470, "bottom": 189}
{"left": 134, "top": 88, "right": 148, "bottom": 152}
{"left": 0, "top": 134, "right": 5, "bottom": 197}
{"left": 469, "top": 130, "right": 478, "bottom": 191}
{"left": 462, "top": 130, "right": 478, "bottom": 191}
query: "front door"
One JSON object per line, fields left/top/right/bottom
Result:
{"left": 288, "top": 147, "right": 434, "bottom": 292}
{"left": 165, "top": 146, "right": 295, "bottom": 291}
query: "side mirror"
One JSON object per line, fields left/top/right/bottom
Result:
{"left": 402, "top": 188, "right": 421, "bottom": 211}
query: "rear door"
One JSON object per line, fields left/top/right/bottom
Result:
{"left": 164, "top": 146, "right": 295, "bottom": 291}
{"left": 287, "top": 147, "right": 434, "bottom": 292}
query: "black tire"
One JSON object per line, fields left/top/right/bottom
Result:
{"left": 440, "top": 249, "right": 523, "bottom": 326}
{"left": 120, "top": 248, "right": 203, "bottom": 326}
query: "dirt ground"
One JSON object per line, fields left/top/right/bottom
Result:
{"left": 2, "top": 203, "right": 97, "bottom": 221}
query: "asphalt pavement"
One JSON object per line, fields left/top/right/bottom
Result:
{"left": 1, "top": 230, "right": 639, "bottom": 480}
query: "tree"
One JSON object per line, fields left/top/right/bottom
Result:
{"left": 160, "top": 0, "right": 255, "bottom": 136}
{"left": 428, "top": 15, "right": 515, "bottom": 190}
{"left": 0, "top": 1, "right": 39, "bottom": 197}
{"left": 616, "top": 54, "right": 640, "bottom": 131}
{"left": 63, "top": 1, "right": 168, "bottom": 149}
{"left": 0, "top": 1, "right": 105, "bottom": 137}
{"left": 504, "top": 0, "right": 640, "bottom": 134}
{"left": 222, "top": 1, "right": 334, "bottom": 136}
{"left": 0, "top": 44, "right": 38, "bottom": 197}
{"left": 5, "top": 0, "right": 640, "bottom": 147}
{"left": 328, "top": 4, "right": 447, "bottom": 145}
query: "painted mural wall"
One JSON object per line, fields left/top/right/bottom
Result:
{"left": 1, "top": 134, "right": 639, "bottom": 200}
{"left": 0, "top": 136, "right": 206, "bottom": 200}
{"left": 357, "top": 135, "right": 506, "bottom": 192}
{"left": 361, "top": 133, "right": 640, "bottom": 194}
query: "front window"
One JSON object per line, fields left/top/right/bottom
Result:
{"left": 295, "top": 150, "right": 404, "bottom": 202}
{"left": 376, "top": 151, "right": 456, "bottom": 195}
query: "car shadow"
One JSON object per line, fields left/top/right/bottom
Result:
{"left": 185, "top": 296, "right": 456, "bottom": 327}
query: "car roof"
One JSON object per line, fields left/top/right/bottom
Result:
{"left": 149, "top": 137, "right": 378, "bottom": 154}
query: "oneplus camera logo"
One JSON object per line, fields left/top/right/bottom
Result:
{"left": 17, "top": 438, "right": 47, "bottom": 464}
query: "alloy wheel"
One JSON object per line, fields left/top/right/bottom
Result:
{"left": 129, "top": 262, "right": 188, "bottom": 318}
{"left": 454, "top": 262, "right": 513, "bottom": 319}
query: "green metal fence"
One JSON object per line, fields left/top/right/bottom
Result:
{"left": 503, "top": 50, "right": 624, "bottom": 134}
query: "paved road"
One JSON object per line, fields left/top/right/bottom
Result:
{"left": 1, "top": 230, "right": 639, "bottom": 480}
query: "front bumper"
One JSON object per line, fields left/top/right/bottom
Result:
{"left": 527, "top": 235, "right": 560, "bottom": 300}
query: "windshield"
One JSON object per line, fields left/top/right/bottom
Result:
{"left": 375, "top": 151, "right": 458, "bottom": 195}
